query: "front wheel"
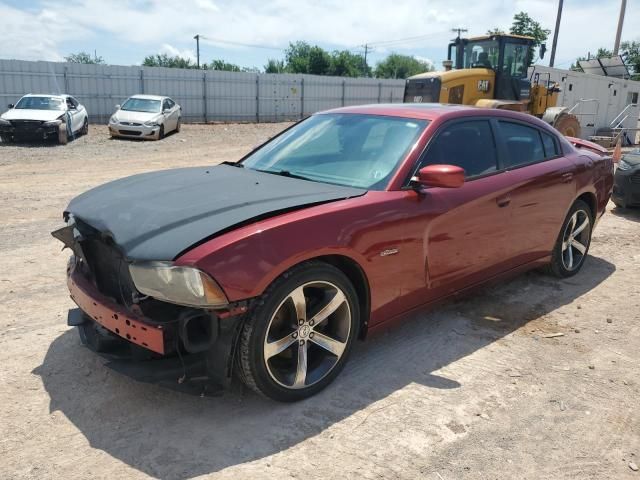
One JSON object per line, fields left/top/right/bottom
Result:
{"left": 547, "top": 199, "right": 593, "bottom": 277}
{"left": 81, "top": 117, "right": 89, "bottom": 135}
{"left": 158, "top": 124, "right": 165, "bottom": 140}
{"left": 238, "top": 262, "right": 360, "bottom": 402}
{"left": 175, "top": 117, "right": 181, "bottom": 133}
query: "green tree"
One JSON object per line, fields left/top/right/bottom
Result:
{"left": 284, "top": 41, "right": 313, "bottom": 73}
{"left": 142, "top": 54, "right": 198, "bottom": 69}
{"left": 620, "top": 40, "right": 640, "bottom": 79}
{"left": 65, "top": 51, "right": 105, "bottom": 64}
{"left": 374, "top": 54, "right": 433, "bottom": 79}
{"left": 510, "top": 11, "right": 550, "bottom": 64}
{"left": 264, "top": 59, "right": 285, "bottom": 73}
{"left": 329, "top": 50, "right": 369, "bottom": 77}
{"left": 308, "top": 46, "right": 331, "bottom": 75}
{"left": 209, "top": 59, "right": 241, "bottom": 72}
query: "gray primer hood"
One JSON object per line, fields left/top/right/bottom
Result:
{"left": 66, "top": 164, "right": 365, "bottom": 260}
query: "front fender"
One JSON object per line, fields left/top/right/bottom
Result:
{"left": 174, "top": 191, "right": 413, "bottom": 324}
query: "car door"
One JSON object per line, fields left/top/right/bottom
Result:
{"left": 66, "top": 97, "right": 82, "bottom": 133}
{"left": 400, "top": 118, "right": 516, "bottom": 306}
{"left": 163, "top": 99, "right": 177, "bottom": 130}
{"left": 495, "top": 120, "right": 576, "bottom": 265}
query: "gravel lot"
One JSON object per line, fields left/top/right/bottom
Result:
{"left": 0, "top": 124, "right": 639, "bottom": 480}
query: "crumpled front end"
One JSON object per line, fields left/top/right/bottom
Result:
{"left": 52, "top": 218, "right": 245, "bottom": 390}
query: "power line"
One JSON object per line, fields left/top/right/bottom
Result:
{"left": 364, "top": 30, "right": 450, "bottom": 48}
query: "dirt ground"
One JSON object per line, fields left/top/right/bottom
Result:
{"left": 0, "top": 124, "right": 639, "bottom": 480}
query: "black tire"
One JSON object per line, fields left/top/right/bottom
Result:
{"left": 158, "top": 124, "right": 165, "bottom": 140}
{"left": 78, "top": 319, "right": 118, "bottom": 353}
{"left": 81, "top": 117, "right": 89, "bottom": 136}
{"left": 238, "top": 261, "right": 360, "bottom": 402}
{"left": 175, "top": 117, "right": 181, "bottom": 133}
{"left": 58, "top": 123, "right": 68, "bottom": 145}
{"left": 547, "top": 199, "right": 593, "bottom": 278}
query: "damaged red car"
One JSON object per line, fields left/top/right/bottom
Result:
{"left": 53, "top": 104, "right": 613, "bottom": 401}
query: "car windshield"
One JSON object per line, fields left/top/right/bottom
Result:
{"left": 242, "top": 113, "right": 428, "bottom": 190}
{"left": 15, "top": 96, "right": 65, "bottom": 111}
{"left": 121, "top": 98, "right": 161, "bottom": 113}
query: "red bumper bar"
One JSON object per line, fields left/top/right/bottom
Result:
{"left": 68, "top": 267, "right": 166, "bottom": 354}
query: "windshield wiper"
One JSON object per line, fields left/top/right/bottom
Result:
{"left": 222, "top": 161, "right": 244, "bottom": 168}
{"left": 255, "top": 169, "right": 312, "bottom": 181}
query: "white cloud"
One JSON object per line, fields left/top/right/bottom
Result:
{"left": 159, "top": 44, "right": 197, "bottom": 62}
{"left": 1, "top": 0, "right": 638, "bottom": 68}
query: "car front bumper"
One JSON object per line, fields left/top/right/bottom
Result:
{"left": 612, "top": 168, "right": 640, "bottom": 207}
{"left": 0, "top": 121, "right": 60, "bottom": 140}
{"left": 68, "top": 262, "right": 167, "bottom": 354}
{"left": 109, "top": 122, "right": 160, "bottom": 139}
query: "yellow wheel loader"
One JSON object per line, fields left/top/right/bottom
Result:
{"left": 404, "top": 34, "right": 581, "bottom": 137}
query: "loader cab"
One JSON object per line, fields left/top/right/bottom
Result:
{"left": 448, "top": 34, "right": 536, "bottom": 102}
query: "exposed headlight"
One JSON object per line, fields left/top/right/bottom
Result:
{"left": 617, "top": 159, "right": 632, "bottom": 171}
{"left": 144, "top": 116, "right": 162, "bottom": 127}
{"left": 109, "top": 115, "right": 118, "bottom": 125}
{"left": 43, "top": 119, "right": 63, "bottom": 127}
{"left": 129, "top": 261, "right": 228, "bottom": 308}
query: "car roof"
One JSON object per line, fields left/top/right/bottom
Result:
{"left": 128, "top": 94, "right": 167, "bottom": 101}
{"left": 320, "top": 103, "right": 556, "bottom": 128}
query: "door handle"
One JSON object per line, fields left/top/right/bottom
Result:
{"left": 561, "top": 172, "right": 573, "bottom": 183}
{"left": 496, "top": 195, "right": 511, "bottom": 208}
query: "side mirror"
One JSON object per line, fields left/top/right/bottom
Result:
{"left": 539, "top": 43, "right": 547, "bottom": 60}
{"left": 163, "top": 109, "right": 171, "bottom": 114}
{"left": 7, "top": 103, "right": 14, "bottom": 109}
{"left": 415, "top": 164, "right": 465, "bottom": 189}
{"left": 115, "top": 104, "right": 121, "bottom": 110}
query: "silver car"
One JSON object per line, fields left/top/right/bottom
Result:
{"left": 108, "top": 95, "right": 181, "bottom": 140}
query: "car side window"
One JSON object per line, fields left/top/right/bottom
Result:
{"left": 541, "top": 131, "right": 559, "bottom": 158}
{"left": 167, "top": 99, "right": 175, "bottom": 109}
{"left": 499, "top": 121, "right": 546, "bottom": 168}
{"left": 162, "top": 100, "right": 170, "bottom": 111}
{"left": 421, "top": 120, "right": 498, "bottom": 178}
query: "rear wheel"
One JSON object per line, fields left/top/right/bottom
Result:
{"left": 547, "top": 200, "right": 592, "bottom": 277}
{"left": 238, "top": 262, "right": 359, "bottom": 402}
{"left": 554, "top": 113, "right": 581, "bottom": 138}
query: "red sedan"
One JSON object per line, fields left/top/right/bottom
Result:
{"left": 54, "top": 104, "right": 613, "bottom": 401}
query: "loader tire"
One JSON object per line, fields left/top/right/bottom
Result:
{"left": 553, "top": 113, "right": 581, "bottom": 138}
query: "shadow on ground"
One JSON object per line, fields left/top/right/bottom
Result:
{"left": 33, "top": 256, "right": 615, "bottom": 479}
{"left": 611, "top": 205, "right": 640, "bottom": 223}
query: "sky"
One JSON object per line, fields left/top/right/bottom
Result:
{"left": 0, "top": 0, "right": 637, "bottom": 71}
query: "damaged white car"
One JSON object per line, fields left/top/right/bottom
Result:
{"left": 108, "top": 95, "right": 181, "bottom": 140}
{"left": 0, "top": 94, "right": 89, "bottom": 144}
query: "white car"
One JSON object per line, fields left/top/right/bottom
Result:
{"left": 0, "top": 94, "right": 88, "bottom": 144}
{"left": 108, "top": 95, "right": 181, "bottom": 140}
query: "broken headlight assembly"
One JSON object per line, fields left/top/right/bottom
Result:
{"left": 143, "top": 116, "right": 162, "bottom": 127}
{"left": 129, "top": 261, "right": 228, "bottom": 308}
{"left": 43, "top": 117, "right": 63, "bottom": 127}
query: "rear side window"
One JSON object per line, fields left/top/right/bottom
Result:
{"left": 499, "top": 121, "right": 545, "bottom": 168}
{"left": 422, "top": 120, "right": 498, "bottom": 178}
{"left": 541, "top": 131, "right": 559, "bottom": 158}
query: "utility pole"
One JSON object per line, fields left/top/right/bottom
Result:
{"left": 194, "top": 34, "right": 201, "bottom": 68}
{"left": 363, "top": 44, "right": 370, "bottom": 76}
{"left": 549, "top": 0, "right": 563, "bottom": 67}
{"left": 613, "top": 0, "right": 627, "bottom": 55}
{"left": 451, "top": 28, "right": 468, "bottom": 40}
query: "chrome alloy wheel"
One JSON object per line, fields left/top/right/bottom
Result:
{"left": 263, "top": 281, "right": 351, "bottom": 390}
{"left": 561, "top": 209, "right": 590, "bottom": 271}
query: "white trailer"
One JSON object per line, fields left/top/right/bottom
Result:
{"left": 529, "top": 65, "right": 639, "bottom": 144}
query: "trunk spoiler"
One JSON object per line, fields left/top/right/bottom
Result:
{"left": 566, "top": 136, "right": 609, "bottom": 156}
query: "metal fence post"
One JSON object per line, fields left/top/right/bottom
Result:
{"left": 203, "top": 72, "right": 207, "bottom": 123}
{"left": 256, "top": 74, "right": 260, "bottom": 123}
{"left": 342, "top": 79, "right": 346, "bottom": 106}
{"left": 140, "top": 69, "right": 144, "bottom": 94}
{"left": 378, "top": 82, "right": 382, "bottom": 103}
{"left": 63, "top": 66, "right": 69, "bottom": 94}
{"left": 300, "top": 77, "right": 305, "bottom": 119}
